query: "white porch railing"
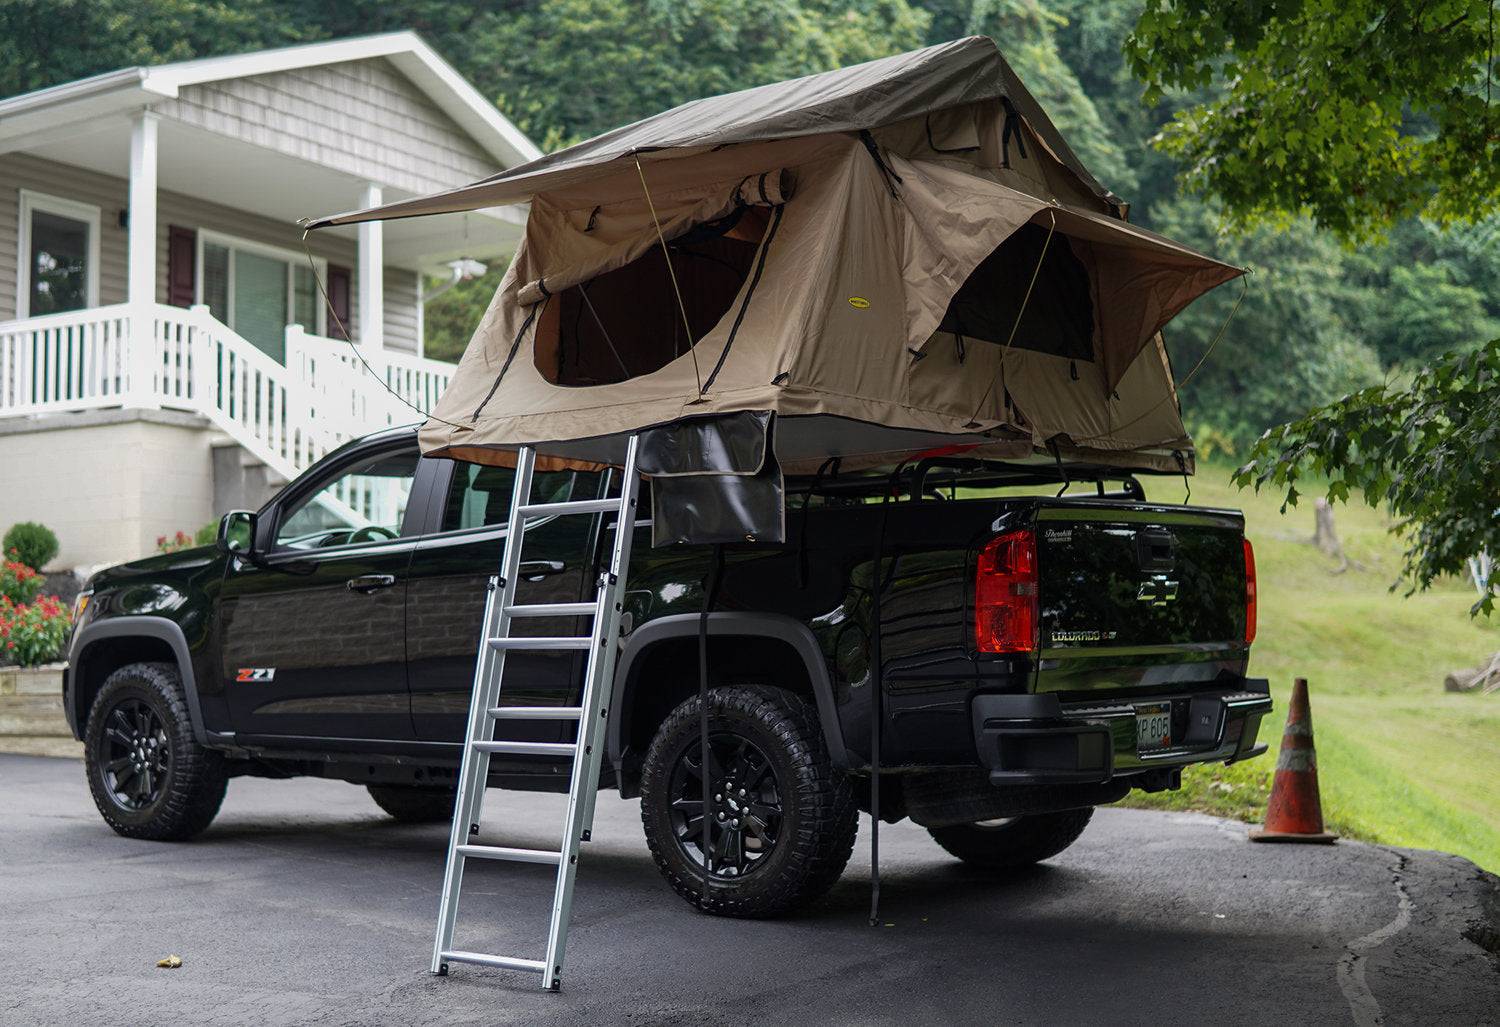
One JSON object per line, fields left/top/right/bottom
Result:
{"left": 0, "top": 302, "right": 454, "bottom": 485}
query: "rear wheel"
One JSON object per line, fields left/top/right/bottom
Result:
{"left": 367, "top": 784, "right": 457, "bottom": 823}
{"left": 639, "top": 686, "right": 857, "bottom": 918}
{"left": 84, "top": 662, "right": 227, "bottom": 840}
{"left": 926, "top": 808, "right": 1094, "bottom": 872}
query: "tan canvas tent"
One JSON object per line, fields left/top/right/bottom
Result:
{"left": 307, "top": 36, "right": 1241, "bottom": 475}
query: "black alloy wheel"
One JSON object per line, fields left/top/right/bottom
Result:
{"left": 639, "top": 686, "right": 858, "bottom": 917}
{"left": 84, "top": 662, "right": 227, "bottom": 840}
{"left": 99, "top": 697, "right": 171, "bottom": 811}
{"left": 668, "top": 731, "right": 785, "bottom": 879}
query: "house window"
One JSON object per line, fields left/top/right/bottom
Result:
{"left": 197, "top": 231, "right": 325, "bottom": 362}
{"left": 17, "top": 191, "right": 100, "bottom": 318}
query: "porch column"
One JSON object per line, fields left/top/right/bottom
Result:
{"left": 357, "top": 182, "right": 384, "bottom": 350}
{"left": 127, "top": 110, "right": 159, "bottom": 408}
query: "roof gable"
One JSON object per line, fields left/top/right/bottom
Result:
{"left": 0, "top": 32, "right": 539, "bottom": 173}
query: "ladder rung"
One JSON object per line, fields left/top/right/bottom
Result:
{"left": 517, "top": 498, "right": 619, "bottom": 518}
{"left": 488, "top": 636, "right": 593, "bottom": 650}
{"left": 457, "top": 843, "right": 564, "bottom": 865}
{"left": 473, "top": 740, "right": 578, "bottom": 757}
{"left": 505, "top": 602, "right": 597, "bottom": 618}
{"left": 488, "top": 706, "right": 584, "bottom": 721}
{"left": 440, "top": 950, "right": 547, "bottom": 974}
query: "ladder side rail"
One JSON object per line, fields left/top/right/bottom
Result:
{"left": 541, "top": 435, "right": 641, "bottom": 989}
{"left": 465, "top": 446, "right": 538, "bottom": 831}
{"left": 431, "top": 445, "right": 538, "bottom": 974}
{"left": 430, "top": 572, "right": 503, "bottom": 973}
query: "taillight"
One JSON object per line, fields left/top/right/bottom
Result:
{"left": 1243, "top": 537, "right": 1257, "bottom": 644}
{"left": 975, "top": 529, "right": 1038, "bottom": 653}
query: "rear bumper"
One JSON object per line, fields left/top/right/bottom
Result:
{"left": 971, "top": 680, "right": 1272, "bottom": 786}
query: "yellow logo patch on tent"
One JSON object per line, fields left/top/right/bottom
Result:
{"left": 848, "top": 296, "right": 870, "bottom": 309}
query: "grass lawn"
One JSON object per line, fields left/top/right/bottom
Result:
{"left": 1114, "top": 462, "right": 1500, "bottom": 872}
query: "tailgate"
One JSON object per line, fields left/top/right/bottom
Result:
{"left": 1032, "top": 502, "right": 1249, "bottom": 693}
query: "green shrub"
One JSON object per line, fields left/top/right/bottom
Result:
{"left": 4, "top": 523, "right": 59, "bottom": 571}
{"left": 0, "top": 595, "right": 71, "bottom": 667}
{"left": 194, "top": 521, "right": 219, "bottom": 546}
{"left": 0, "top": 558, "right": 43, "bottom": 605}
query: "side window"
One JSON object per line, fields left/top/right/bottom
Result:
{"left": 275, "top": 447, "right": 420, "bottom": 549}
{"left": 440, "top": 463, "right": 583, "bottom": 532}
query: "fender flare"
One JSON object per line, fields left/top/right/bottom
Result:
{"left": 608, "top": 612, "right": 849, "bottom": 771}
{"left": 68, "top": 617, "right": 209, "bottom": 746}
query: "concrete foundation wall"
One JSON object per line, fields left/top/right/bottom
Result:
{"left": 0, "top": 410, "right": 217, "bottom": 569}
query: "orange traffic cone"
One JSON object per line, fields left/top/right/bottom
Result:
{"left": 1249, "top": 678, "right": 1337, "bottom": 844}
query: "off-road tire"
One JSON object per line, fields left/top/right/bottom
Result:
{"left": 367, "top": 784, "right": 457, "bottom": 823}
{"left": 84, "top": 661, "right": 227, "bottom": 840}
{"left": 926, "top": 808, "right": 1094, "bottom": 872}
{"left": 640, "top": 685, "right": 858, "bottom": 918}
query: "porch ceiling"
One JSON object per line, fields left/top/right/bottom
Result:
{"left": 23, "top": 116, "right": 523, "bottom": 273}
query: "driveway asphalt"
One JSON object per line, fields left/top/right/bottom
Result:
{"left": 1, "top": 753, "right": 1496, "bottom": 1026}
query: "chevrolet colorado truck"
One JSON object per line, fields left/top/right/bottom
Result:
{"left": 65, "top": 425, "right": 1270, "bottom": 916}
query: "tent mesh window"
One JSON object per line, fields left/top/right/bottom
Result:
{"left": 534, "top": 208, "right": 769, "bottom": 387}
{"left": 938, "top": 222, "right": 1095, "bottom": 362}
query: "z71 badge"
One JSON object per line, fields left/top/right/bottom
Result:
{"left": 235, "top": 667, "right": 276, "bottom": 683}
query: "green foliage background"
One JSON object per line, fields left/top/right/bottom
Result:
{"left": 7, "top": 0, "right": 1498, "bottom": 444}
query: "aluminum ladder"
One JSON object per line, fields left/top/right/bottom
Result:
{"left": 432, "top": 436, "right": 641, "bottom": 991}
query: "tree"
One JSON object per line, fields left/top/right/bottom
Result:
{"left": 474, "top": 0, "right": 931, "bottom": 148}
{"left": 1149, "top": 199, "right": 1383, "bottom": 445}
{"left": 1125, "top": 0, "right": 1500, "bottom": 242}
{"left": 1234, "top": 340, "right": 1500, "bottom": 614}
{"left": 0, "top": 0, "right": 301, "bottom": 97}
{"left": 1124, "top": 2, "right": 1500, "bottom": 607}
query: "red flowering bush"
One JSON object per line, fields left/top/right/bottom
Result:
{"left": 156, "top": 531, "right": 195, "bottom": 554}
{"left": 1, "top": 557, "right": 42, "bottom": 605}
{"left": 0, "top": 594, "right": 71, "bottom": 667}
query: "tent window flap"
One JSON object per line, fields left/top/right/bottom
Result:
{"left": 937, "top": 222, "right": 1095, "bottom": 363}
{"left": 534, "top": 214, "right": 764, "bottom": 387}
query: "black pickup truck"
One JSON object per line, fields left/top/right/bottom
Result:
{"left": 65, "top": 425, "right": 1270, "bottom": 916}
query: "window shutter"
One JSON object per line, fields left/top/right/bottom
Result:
{"left": 166, "top": 226, "right": 196, "bottom": 308}
{"left": 327, "top": 264, "right": 352, "bottom": 340}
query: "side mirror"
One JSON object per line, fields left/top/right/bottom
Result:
{"left": 217, "top": 510, "right": 257, "bottom": 556}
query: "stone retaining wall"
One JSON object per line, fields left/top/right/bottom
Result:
{"left": 0, "top": 664, "right": 81, "bottom": 758}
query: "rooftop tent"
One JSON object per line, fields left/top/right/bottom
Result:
{"left": 306, "top": 36, "right": 1242, "bottom": 476}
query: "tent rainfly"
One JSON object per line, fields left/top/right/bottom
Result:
{"left": 306, "top": 35, "right": 1241, "bottom": 487}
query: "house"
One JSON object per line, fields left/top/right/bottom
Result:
{"left": 0, "top": 33, "right": 538, "bottom": 568}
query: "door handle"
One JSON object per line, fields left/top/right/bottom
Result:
{"left": 518, "top": 560, "right": 566, "bottom": 581}
{"left": 346, "top": 573, "right": 397, "bottom": 593}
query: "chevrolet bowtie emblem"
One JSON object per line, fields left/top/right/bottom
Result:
{"left": 1136, "top": 577, "right": 1180, "bottom": 607}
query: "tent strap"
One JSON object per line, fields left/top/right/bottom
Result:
{"left": 858, "top": 129, "right": 904, "bottom": 197}
{"left": 633, "top": 153, "right": 704, "bottom": 396}
{"left": 470, "top": 298, "right": 545, "bottom": 422}
{"left": 700, "top": 204, "right": 786, "bottom": 394}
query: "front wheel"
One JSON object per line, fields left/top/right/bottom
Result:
{"left": 84, "top": 662, "right": 227, "bottom": 840}
{"left": 639, "top": 686, "right": 858, "bottom": 918}
{"left": 926, "top": 808, "right": 1094, "bottom": 872}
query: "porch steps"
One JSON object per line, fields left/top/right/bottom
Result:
{"left": 211, "top": 434, "right": 289, "bottom": 515}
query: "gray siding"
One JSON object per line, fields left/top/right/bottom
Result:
{"left": 0, "top": 153, "right": 435, "bottom": 350}
{"left": 383, "top": 267, "right": 421, "bottom": 354}
{"left": 0, "top": 153, "right": 129, "bottom": 321}
{"left": 157, "top": 57, "right": 495, "bottom": 197}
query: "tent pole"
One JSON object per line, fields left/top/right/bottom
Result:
{"left": 698, "top": 544, "right": 726, "bottom": 905}
{"left": 868, "top": 461, "right": 905, "bottom": 926}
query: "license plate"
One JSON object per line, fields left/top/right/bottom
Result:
{"left": 1135, "top": 702, "right": 1173, "bottom": 751}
